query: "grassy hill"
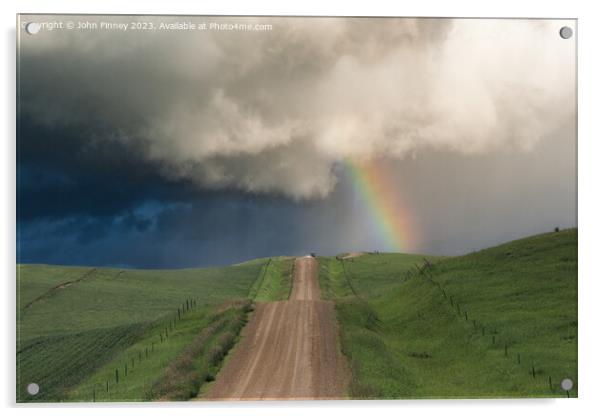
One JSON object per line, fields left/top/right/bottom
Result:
{"left": 16, "top": 229, "right": 577, "bottom": 401}
{"left": 318, "top": 229, "right": 577, "bottom": 398}
{"left": 16, "top": 257, "right": 293, "bottom": 402}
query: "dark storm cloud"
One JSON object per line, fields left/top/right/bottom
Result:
{"left": 17, "top": 186, "right": 359, "bottom": 268}
{"left": 17, "top": 114, "right": 197, "bottom": 222}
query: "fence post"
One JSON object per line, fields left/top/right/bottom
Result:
{"left": 549, "top": 376, "right": 553, "bottom": 390}
{"left": 106, "top": 380, "right": 109, "bottom": 393}
{"left": 465, "top": 311, "right": 468, "bottom": 321}
{"left": 125, "top": 362, "right": 128, "bottom": 376}
{"left": 517, "top": 353, "right": 521, "bottom": 364}
{"left": 531, "top": 364, "right": 536, "bottom": 378}
{"left": 115, "top": 369, "right": 119, "bottom": 384}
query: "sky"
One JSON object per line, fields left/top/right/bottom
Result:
{"left": 17, "top": 16, "right": 576, "bottom": 268}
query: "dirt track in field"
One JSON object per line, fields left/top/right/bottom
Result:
{"left": 204, "top": 256, "right": 348, "bottom": 400}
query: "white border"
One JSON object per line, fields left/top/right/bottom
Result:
{"left": 3, "top": 1, "right": 601, "bottom": 415}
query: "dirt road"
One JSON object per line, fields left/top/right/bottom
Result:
{"left": 204, "top": 256, "right": 348, "bottom": 400}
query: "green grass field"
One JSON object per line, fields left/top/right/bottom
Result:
{"left": 319, "top": 229, "right": 577, "bottom": 398}
{"left": 17, "top": 261, "right": 264, "bottom": 402}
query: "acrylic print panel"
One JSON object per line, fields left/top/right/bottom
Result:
{"left": 16, "top": 15, "right": 577, "bottom": 402}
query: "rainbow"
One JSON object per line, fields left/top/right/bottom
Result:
{"left": 343, "top": 158, "right": 414, "bottom": 252}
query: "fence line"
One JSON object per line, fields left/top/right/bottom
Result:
{"left": 92, "top": 296, "right": 199, "bottom": 401}
{"left": 411, "top": 258, "right": 567, "bottom": 396}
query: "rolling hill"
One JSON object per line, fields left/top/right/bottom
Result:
{"left": 16, "top": 229, "right": 577, "bottom": 401}
{"left": 318, "top": 228, "right": 577, "bottom": 398}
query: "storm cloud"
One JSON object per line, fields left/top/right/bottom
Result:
{"left": 19, "top": 17, "right": 575, "bottom": 200}
{"left": 17, "top": 16, "right": 576, "bottom": 267}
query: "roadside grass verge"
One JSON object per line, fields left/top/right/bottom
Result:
{"left": 249, "top": 257, "right": 294, "bottom": 301}
{"left": 317, "top": 257, "right": 354, "bottom": 299}
{"left": 147, "top": 299, "right": 252, "bottom": 400}
{"left": 68, "top": 300, "right": 251, "bottom": 401}
{"left": 326, "top": 229, "right": 577, "bottom": 398}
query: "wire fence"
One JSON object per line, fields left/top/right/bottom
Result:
{"left": 90, "top": 296, "right": 198, "bottom": 402}
{"left": 402, "top": 258, "right": 573, "bottom": 397}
